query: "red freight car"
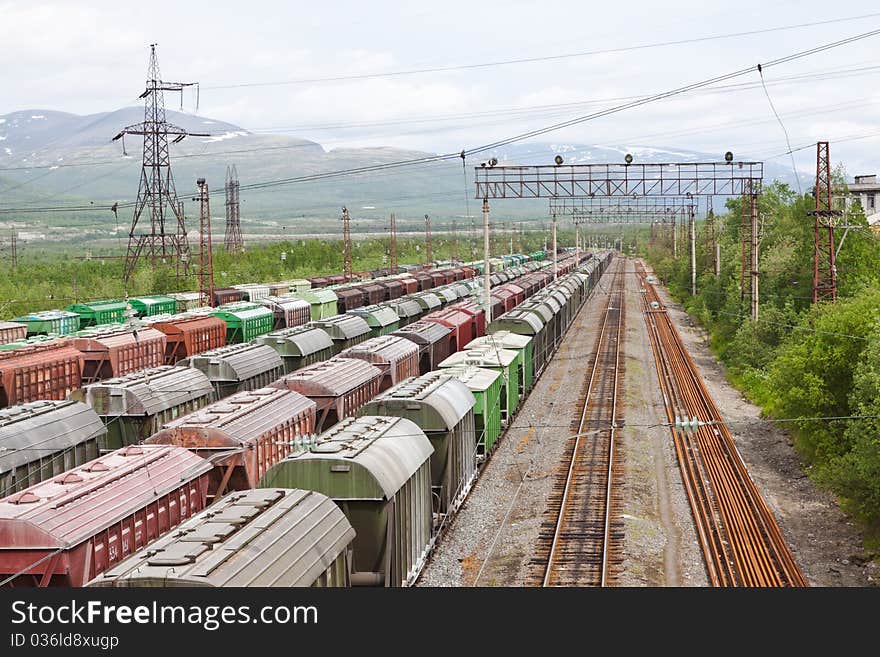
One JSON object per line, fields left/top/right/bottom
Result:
{"left": 0, "top": 341, "right": 83, "bottom": 408}
{"left": 422, "top": 307, "right": 480, "bottom": 352}
{"left": 212, "top": 287, "right": 244, "bottom": 306}
{"left": 73, "top": 326, "right": 166, "bottom": 384}
{"left": 376, "top": 279, "right": 404, "bottom": 301}
{"left": 147, "top": 387, "right": 316, "bottom": 498}
{"left": 0, "top": 322, "right": 27, "bottom": 347}
{"left": 335, "top": 287, "right": 367, "bottom": 314}
{"left": 500, "top": 282, "right": 526, "bottom": 307}
{"left": 339, "top": 335, "right": 420, "bottom": 392}
{"left": 149, "top": 313, "right": 227, "bottom": 365}
{"left": 413, "top": 272, "right": 434, "bottom": 291}
{"left": 309, "top": 276, "right": 330, "bottom": 289}
{"left": 272, "top": 357, "right": 382, "bottom": 431}
{"left": 0, "top": 445, "right": 211, "bottom": 587}
{"left": 448, "top": 300, "right": 486, "bottom": 340}
{"left": 360, "top": 283, "right": 384, "bottom": 306}
{"left": 397, "top": 276, "right": 419, "bottom": 294}
{"left": 491, "top": 287, "right": 518, "bottom": 314}
{"left": 391, "top": 320, "right": 456, "bottom": 375}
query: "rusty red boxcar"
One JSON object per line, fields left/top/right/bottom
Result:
{"left": 339, "top": 335, "right": 420, "bottom": 392}
{"left": 147, "top": 387, "right": 316, "bottom": 498}
{"left": 0, "top": 322, "right": 27, "bottom": 347}
{"left": 448, "top": 300, "right": 486, "bottom": 341}
{"left": 422, "top": 307, "right": 480, "bottom": 352}
{"left": 0, "top": 445, "right": 211, "bottom": 587}
{"left": 272, "top": 357, "right": 382, "bottom": 432}
{"left": 73, "top": 326, "right": 167, "bottom": 384}
{"left": 0, "top": 341, "right": 83, "bottom": 408}
{"left": 148, "top": 313, "right": 227, "bottom": 365}
{"left": 391, "top": 320, "right": 456, "bottom": 375}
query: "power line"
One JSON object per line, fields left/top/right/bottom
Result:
{"left": 201, "top": 12, "right": 880, "bottom": 89}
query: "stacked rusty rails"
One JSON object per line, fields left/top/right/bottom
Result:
{"left": 72, "top": 325, "right": 166, "bottom": 384}
{"left": 360, "top": 371, "right": 477, "bottom": 520}
{"left": 87, "top": 488, "right": 356, "bottom": 588}
{"left": 531, "top": 256, "right": 627, "bottom": 588}
{"left": 254, "top": 326, "right": 334, "bottom": 375}
{"left": 272, "top": 357, "right": 382, "bottom": 432}
{"left": 0, "top": 323, "right": 27, "bottom": 347}
{"left": 0, "top": 400, "right": 104, "bottom": 495}
{"left": 0, "top": 339, "right": 84, "bottom": 408}
{"left": 391, "top": 320, "right": 456, "bottom": 375}
{"left": 309, "top": 314, "right": 371, "bottom": 355}
{"left": 339, "top": 335, "right": 420, "bottom": 392}
{"left": 147, "top": 387, "right": 316, "bottom": 499}
{"left": 259, "top": 296, "right": 311, "bottom": 330}
{"left": 180, "top": 343, "right": 284, "bottom": 400}
{"left": 73, "top": 366, "right": 214, "bottom": 451}
{"left": 635, "top": 261, "right": 808, "bottom": 587}
{"left": 147, "top": 312, "right": 227, "bottom": 365}
{"left": 259, "top": 415, "right": 434, "bottom": 587}
{"left": 0, "top": 445, "right": 212, "bottom": 587}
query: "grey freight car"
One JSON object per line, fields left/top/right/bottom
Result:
{"left": 0, "top": 400, "right": 104, "bottom": 495}
{"left": 255, "top": 325, "right": 334, "bottom": 375}
{"left": 73, "top": 366, "right": 214, "bottom": 451}
{"left": 260, "top": 415, "right": 433, "bottom": 587}
{"left": 359, "top": 371, "right": 477, "bottom": 518}
{"left": 88, "top": 488, "right": 355, "bottom": 588}
{"left": 180, "top": 343, "right": 284, "bottom": 399}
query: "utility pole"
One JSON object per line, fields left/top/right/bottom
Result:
{"left": 224, "top": 164, "right": 244, "bottom": 253}
{"left": 9, "top": 227, "right": 17, "bottom": 271}
{"left": 704, "top": 204, "right": 716, "bottom": 274}
{"left": 195, "top": 178, "right": 214, "bottom": 307}
{"left": 424, "top": 214, "right": 433, "bottom": 264}
{"left": 341, "top": 207, "right": 353, "bottom": 283}
{"left": 482, "top": 198, "right": 491, "bottom": 323}
{"left": 389, "top": 212, "right": 398, "bottom": 274}
{"left": 113, "top": 44, "right": 207, "bottom": 284}
{"left": 740, "top": 180, "right": 760, "bottom": 320}
{"left": 451, "top": 219, "right": 458, "bottom": 263}
{"left": 551, "top": 212, "right": 558, "bottom": 279}
{"left": 809, "top": 141, "right": 840, "bottom": 303}
{"left": 689, "top": 201, "right": 697, "bottom": 296}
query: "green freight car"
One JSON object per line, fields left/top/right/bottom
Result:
{"left": 294, "top": 289, "right": 338, "bottom": 321}
{"left": 439, "top": 345, "right": 520, "bottom": 424}
{"left": 346, "top": 304, "right": 400, "bottom": 338}
{"left": 12, "top": 310, "right": 81, "bottom": 336}
{"left": 465, "top": 331, "right": 534, "bottom": 396}
{"left": 66, "top": 299, "right": 129, "bottom": 327}
{"left": 439, "top": 365, "right": 502, "bottom": 453}
{"left": 210, "top": 302, "right": 274, "bottom": 343}
{"left": 126, "top": 295, "right": 177, "bottom": 318}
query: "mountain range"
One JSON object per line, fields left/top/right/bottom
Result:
{"left": 0, "top": 107, "right": 803, "bottom": 241}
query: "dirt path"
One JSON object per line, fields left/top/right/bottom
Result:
{"left": 644, "top": 260, "right": 876, "bottom": 587}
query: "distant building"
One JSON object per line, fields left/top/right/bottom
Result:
{"left": 845, "top": 174, "right": 880, "bottom": 231}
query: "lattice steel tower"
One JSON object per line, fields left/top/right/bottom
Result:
{"left": 809, "top": 141, "right": 840, "bottom": 303}
{"left": 224, "top": 164, "right": 244, "bottom": 253}
{"left": 195, "top": 179, "right": 215, "bottom": 307}
{"left": 114, "top": 44, "right": 206, "bottom": 283}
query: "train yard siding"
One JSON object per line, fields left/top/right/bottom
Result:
{"left": 643, "top": 261, "right": 875, "bottom": 587}
{"left": 418, "top": 259, "right": 623, "bottom": 586}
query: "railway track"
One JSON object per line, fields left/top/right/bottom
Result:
{"left": 531, "top": 256, "right": 626, "bottom": 586}
{"left": 636, "top": 261, "right": 807, "bottom": 587}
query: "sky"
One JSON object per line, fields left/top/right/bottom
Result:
{"left": 1, "top": 0, "right": 880, "bottom": 178}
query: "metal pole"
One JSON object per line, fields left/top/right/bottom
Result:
{"left": 673, "top": 216, "right": 678, "bottom": 259}
{"left": 690, "top": 205, "right": 696, "bottom": 296}
{"left": 483, "top": 198, "right": 492, "bottom": 324}
{"left": 751, "top": 195, "right": 759, "bottom": 321}
{"left": 552, "top": 212, "right": 558, "bottom": 279}
{"left": 575, "top": 220, "right": 580, "bottom": 266}
{"left": 715, "top": 242, "right": 721, "bottom": 277}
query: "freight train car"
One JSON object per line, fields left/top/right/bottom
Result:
{"left": 346, "top": 305, "right": 400, "bottom": 338}
{"left": 148, "top": 313, "right": 227, "bottom": 365}
{"left": 386, "top": 298, "right": 423, "bottom": 327}
{"left": 391, "top": 320, "right": 456, "bottom": 375}
{"left": 440, "top": 365, "right": 503, "bottom": 453}
{"left": 310, "top": 315, "right": 371, "bottom": 355}
{"left": 360, "top": 371, "right": 476, "bottom": 518}
{"left": 74, "top": 366, "right": 214, "bottom": 451}
{"left": 88, "top": 488, "right": 355, "bottom": 588}
{"left": 259, "top": 296, "right": 311, "bottom": 330}
{"left": 422, "top": 307, "right": 479, "bottom": 352}
{"left": 66, "top": 299, "right": 129, "bottom": 327}
{"left": 296, "top": 289, "right": 339, "bottom": 321}
{"left": 127, "top": 295, "right": 177, "bottom": 318}
{"left": 439, "top": 346, "right": 520, "bottom": 423}
{"left": 168, "top": 291, "right": 210, "bottom": 312}
{"left": 259, "top": 415, "right": 434, "bottom": 587}
{"left": 466, "top": 332, "right": 534, "bottom": 396}
{"left": 339, "top": 335, "right": 419, "bottom": 392}
{"left": 180, "top": 343, "right": 284, "bottom": 399}
{"left": 212, "top": 287, "right": 244, "bottom": 307}
{"left": 272, "top": 357, "right": 382, "bottom": 432}
{"left": 147, "top": 388, "right": 316, "bottom": 498}
{"left": 255, "top": 326, "right": 334, "bottom": 375}
{"left": 0, "top": 445, "right": 212, "bottom": 587}
{"left": 0, "top": 340, "right": 83, "bottom": 407}
{"left": 72, "top": 325, "right": 166, "bottom": 384}
{"left": 210, "top": 302, "right": 274, "bottom": 344}
{"left": 0, "top": 400, "right": 104, "bottom": 495}
{"left": 0, "top": 322, "right": 26, "bottom": 347}
{"left": 11, "top": 310, "right": 81, "bottom": 337}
